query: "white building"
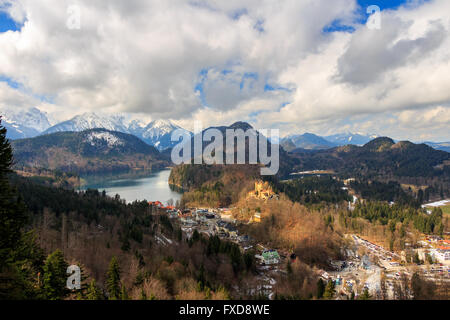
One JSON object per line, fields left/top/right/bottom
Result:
{"left": 431, "top": 248, "right": 450, "bottom": 264}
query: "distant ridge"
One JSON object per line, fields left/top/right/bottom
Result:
{"left": 281, "top": 133, "right": 336, "bottom": 151}
{"left": 289, "top": 136, "right": 449, "bottom": 178}
{"left": 12, "top": 128, "right": 169, "bottom": 175}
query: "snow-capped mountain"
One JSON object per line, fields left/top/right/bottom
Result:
{"left": 43, "top": 112, "right": 129, "bottom": 135}
{"left": 127, "top": 119, "right": 146, "bottom": 137}
{"left": 0, "top": 107, "right": 52, "bottom": 139}
{"left": 325, "top": 132, "right": 379, "bottom": 146}
{"left": 128, "top": 119, "right": 191, "bottom": 151}
{"left": 1, "top": 120, "right": 40, "bottom": 140}
{"left": 41, "top": 113, "right": 190, "bottom": 151}
{"left": 139, "top": 119, "right": 190, "bottom": 151}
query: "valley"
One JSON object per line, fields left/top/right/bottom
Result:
{"left": 1, "top": 119, "right": 449, "bottom": 301}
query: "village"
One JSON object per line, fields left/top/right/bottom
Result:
{"left": 149, "top": 199, "right": 282, "bottom": 299}
{"left": 148, "top": 179, "right": 450, "bottom": 300}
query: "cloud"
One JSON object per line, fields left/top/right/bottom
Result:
{"left": 398, "top": 105, "right": 450, "bottom": 128}
{"left": 336, "top": 18, "right": 446, "bottom": 85}
{"left": 0, "top": 0, "right": 449, "bottom": 141}
{"left": 0, "top": 81, "right": 37, "bottom": 110}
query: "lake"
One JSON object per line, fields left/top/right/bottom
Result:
{"left": 80, "top": 169, "right": 182, "bottom": 204}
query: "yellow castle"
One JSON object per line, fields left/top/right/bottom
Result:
{"left": 248, "top": 181, "right": 276, "bottom": 200}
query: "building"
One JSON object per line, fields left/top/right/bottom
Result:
{"left": 220, "top": 212, "right": 234, "bottom": 222}
{"left": 180, "top": 218, "right": 197, "bottom": 227}
{"left": 205, "top": 213, "right": 216, "bottom": 219}
{"left": 215, "top": 221, "right": 238, "bottom": 238}
{"left": 247, "top": 181, "right": 276, "bottom": 200}
{"left": 431, "top": 247, "right": 450, "bottom": 264}
{"left": 262, "top": 250, "right": 280, "bottom": 265}
{"left": 167, "top": 210, "right": 179, "bottom": 219}
{"left": 253, "top": 212, "right": 261, "bottom": 223}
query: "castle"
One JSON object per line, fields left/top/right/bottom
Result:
{"left": 248, "top": 181, "right": 277, "bottom": 200}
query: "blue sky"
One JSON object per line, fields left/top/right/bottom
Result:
{"left": 324, "top": 0, "right": 425, "bottom": 32}
{"left": 358, "top": 0, "right": 411, "bottom": 10}
{"left": 0, "top": 11, "right": 18, "bottom": 32}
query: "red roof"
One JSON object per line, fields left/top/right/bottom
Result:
{"left": 149, "top": 201, "right": 164, "bottom": 207}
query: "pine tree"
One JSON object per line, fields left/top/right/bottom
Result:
{"left": 106, "top": 256, "right": 121, "bottom": 300}
{"left": 0, "top": 118, "right": 44, "bottom": 299}
{"left": 323, "top": 279, "right": 336, "bottom": 299}
{"left": 85, "top": 279, "right": 103, "bottom": 300}
{"left": 71, "top": 263, "right": 89, "bottom": 299}
{"left": 359, "top": 287, "right": 371, "bottom": 300}
{"left": 41, "top": 250, "right": 69, "bottom": 300}
{"left": 413, "top": 252, "right": 421, "bottom": 265}
{"left": 316, "top": 278, "right": 325, "bottom": 299}
{"left": 139, "top": 288, "right": 147, "bottom": 300}
{"left": 0, "top": 117, "right": 28, "bottom": 265}
{"left": 350, "top": 291, "right": 355, "bottom": 300}
{"left": 120, "top": 282, "right": 129, "bottom": 300}
{"left": 0, "top": 117, "right": 13, "bottom": 177}
{"left": 286, "top": 260, "right": 292, "bottom": 275}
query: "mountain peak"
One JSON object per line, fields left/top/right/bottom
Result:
{"left": 139, "top": 119, "right": 188, "bottom": 151}
{"left": 281, "top": 132, "right": 336, "bottom": 151}
{"left": 146, "top": 119, "right": 178, "bottom": 130}
{"left": 229, "top": 121, "right": 253, "bottom": 130}
{"left": 0, "top": 107, "right": 52, "bottom": 139}
{"left": 43, "top": 112, "right": 129, "bottom": 135}
{"left": 363, "top": 137, "right": 395, "bottom": 151}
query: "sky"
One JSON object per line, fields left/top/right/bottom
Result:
{"left": 0, "top": 0, "right": 449, "bottom": 141}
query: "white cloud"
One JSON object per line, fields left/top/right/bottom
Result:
{"left": 0, "top": 0, "right": 449, "bottom": 141}
{"left": 0, "top": 81, "right": 37, "bottom": 110}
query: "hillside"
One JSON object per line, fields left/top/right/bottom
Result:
{"left": 169, "top": 164, "right": 261, "bottom": 207}
{"left": 290, "top": 137, "right": 450, "bottom": 179}
{"left": 170, "top": 136, "right": 450, "bottom": 207}
{"left": 11, "top": 129, "right": 170, "bottom": 175}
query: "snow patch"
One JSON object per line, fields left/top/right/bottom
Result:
{"left": 85, "top": 131, "right": 124, "bottom": 147}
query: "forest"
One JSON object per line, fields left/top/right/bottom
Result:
{"left": 271, "top": 176, "right": 351, "bottom": 206}
{"left": 2, "top": 176, "right": 266, "bottom": 299}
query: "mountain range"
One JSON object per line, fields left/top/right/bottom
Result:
{"left": 1, "top": 108, "right": 449, "bottom": 153}
{"left": 281, "top": 133, "right": 338, "bottom": 151}
{"left": 42, "top": 112, "right": 190, "bottom": 151}
{"left": 288, "top": 137, "right": 450, "bottom": 179}
{"left": 324, "top": 132, "right": 380, "bottom": 146}
{"left": 9, "top": 119, "right": 450, "bottom": 182}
